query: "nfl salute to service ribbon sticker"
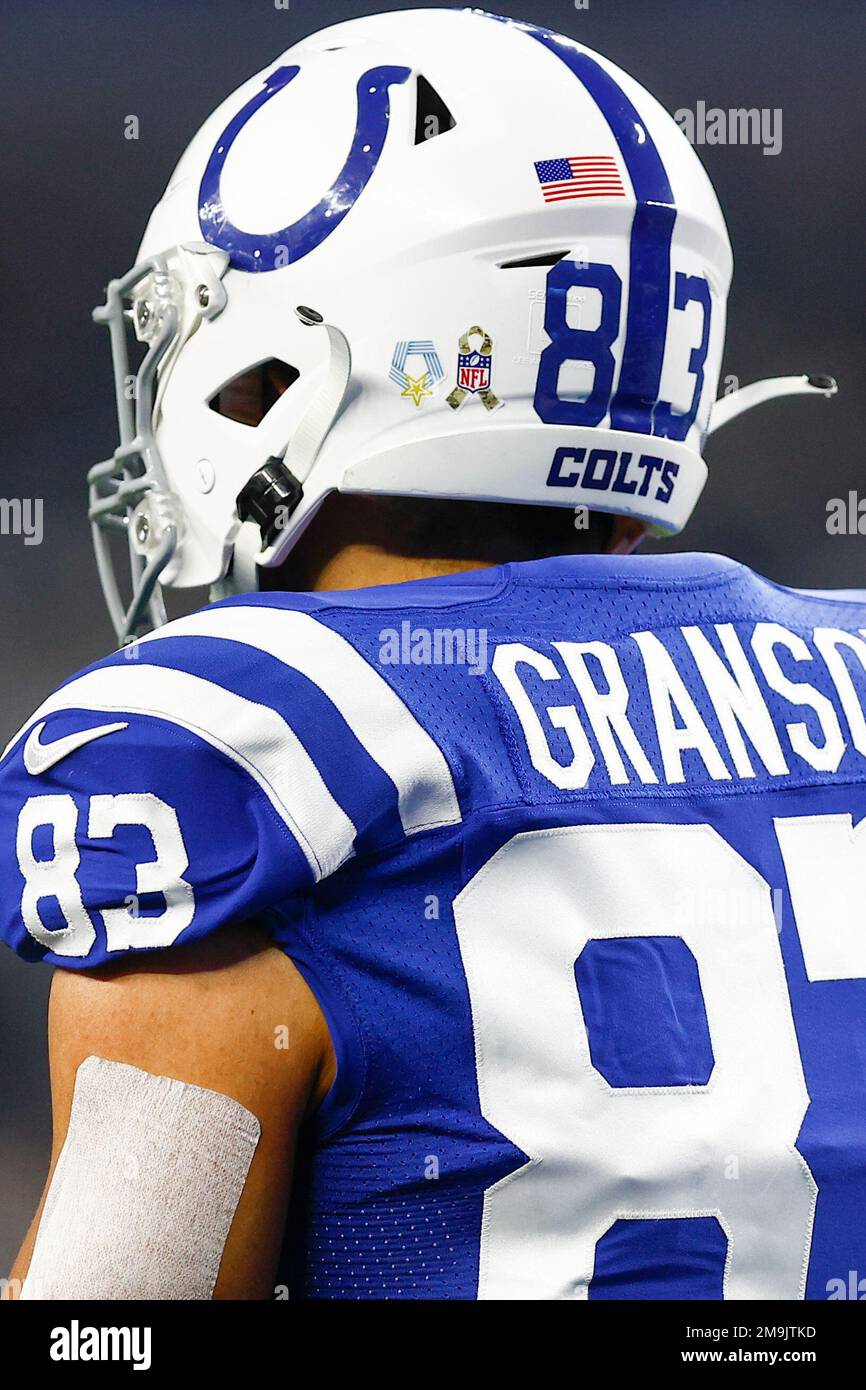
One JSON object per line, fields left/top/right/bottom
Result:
{"left": 446, "top": 326, "right": 503, "bottom": 412}
{"left": 389, "top": 339, "right": 446, "bottom": 407}
{"left": 533, "top": 155, "right": 625, "bottom": 203}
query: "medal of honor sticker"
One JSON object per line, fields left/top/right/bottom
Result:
{"left": 447, "top": 326, "right": 503, "bottom": 411}
{"left": 389, "top": 340, "right": 445, "bottom": 406}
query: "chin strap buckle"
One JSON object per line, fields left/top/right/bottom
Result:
{"left": 228, "top": 304, "right": 352, "bottom": 583}
{"left": 236, "top": 457, "right": 304, "bottom": 548}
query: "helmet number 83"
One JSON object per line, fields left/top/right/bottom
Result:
{"left": 533, "top": 260, "right": 712, "bottom": 442}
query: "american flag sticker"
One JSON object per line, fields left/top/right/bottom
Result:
{"left": 534, "top": 156, "right": 626, "bottom": 204}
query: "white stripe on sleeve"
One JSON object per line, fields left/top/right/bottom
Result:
{"left": 136, "top": 606, "right": 462, "bottom": 834}
{"left": 7, "top": 664, "right": 356, "bottom": 880}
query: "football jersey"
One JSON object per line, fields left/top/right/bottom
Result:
{"left": 2, "top": 551, "right": 866, "bottom": 1301}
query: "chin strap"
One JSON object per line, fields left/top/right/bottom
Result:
{"left": 282, "top": 306, "right": 353, "bottom": 489}
{"left": 214, "top": 307, "right": 353, "bottom": 601}
{"left": 709, "top": 373, "right": 837, "bottom": 434}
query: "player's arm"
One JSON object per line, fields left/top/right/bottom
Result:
{"left": 0, "top": 649, "right": 365, "bottom": 1299}
{"left": 8, "top": 922, "right": 334, "bottom": 1300}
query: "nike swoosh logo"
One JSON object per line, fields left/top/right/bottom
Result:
{"left": 23, "top": 720, "right": 128, "bottom": 775}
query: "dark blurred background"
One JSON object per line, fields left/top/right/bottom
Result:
{"left": 0, "top": 0, "right": 863, "bottom": 1272}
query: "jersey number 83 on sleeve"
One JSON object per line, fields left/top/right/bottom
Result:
{"left": 16, "top": 792, "right": 194, "bottom": 957}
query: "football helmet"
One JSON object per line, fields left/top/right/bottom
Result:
{"left": 90, "top": 7, "right": 835, "bottom": 641}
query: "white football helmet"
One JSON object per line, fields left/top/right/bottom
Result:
{"left": 90, "top": 7, "right": 835, "bottom": 641}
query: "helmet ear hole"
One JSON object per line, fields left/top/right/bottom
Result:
{"left": 414, "top": 74, "right": 456, "bottom": 144}
{"left": 209, "top": 358, "right": 300, "bottom": 426}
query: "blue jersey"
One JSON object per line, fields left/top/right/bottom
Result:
{"left": 3, "top": 551, "right": 866, "bottom": 1300}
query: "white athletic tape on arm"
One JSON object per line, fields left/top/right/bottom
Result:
{"left": 21, "top": 1057, "right": 260, "bottom": 1301}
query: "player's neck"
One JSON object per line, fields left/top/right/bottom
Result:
{"left": 265, "top": 496, "right": 645, "bottom": 594}
{"left": 306, "top": 544, "right": 498, "bottom": 592}
{"left": 296, "top": 513, "right": 644, "bottom": 591}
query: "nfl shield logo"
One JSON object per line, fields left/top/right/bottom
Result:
{"left": 447, "top": 325, "right": 502, "bottom": 411}
{"left": 457, "top": 350, "right": 491, "bottom": 393}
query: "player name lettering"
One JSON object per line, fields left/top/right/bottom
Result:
{"left": 493, "top": 620, "right": 866, "bottom": 790}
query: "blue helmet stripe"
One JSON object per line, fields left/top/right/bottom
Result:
{"left": 483, "top": 14, "right": 677, "bottom": 435}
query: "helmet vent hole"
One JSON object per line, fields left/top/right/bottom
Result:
{"left": 499, "top": 251, "right": 571, "bottom": 270}
{"left": 209, "top": 358, "right": 300, "bottom": 427}
{"left": 414, "top": 74, "right": 456, "bottom": 145}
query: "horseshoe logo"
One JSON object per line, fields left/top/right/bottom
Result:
{"left": 198, "top": 63, "right": 411, "bottom": 272}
